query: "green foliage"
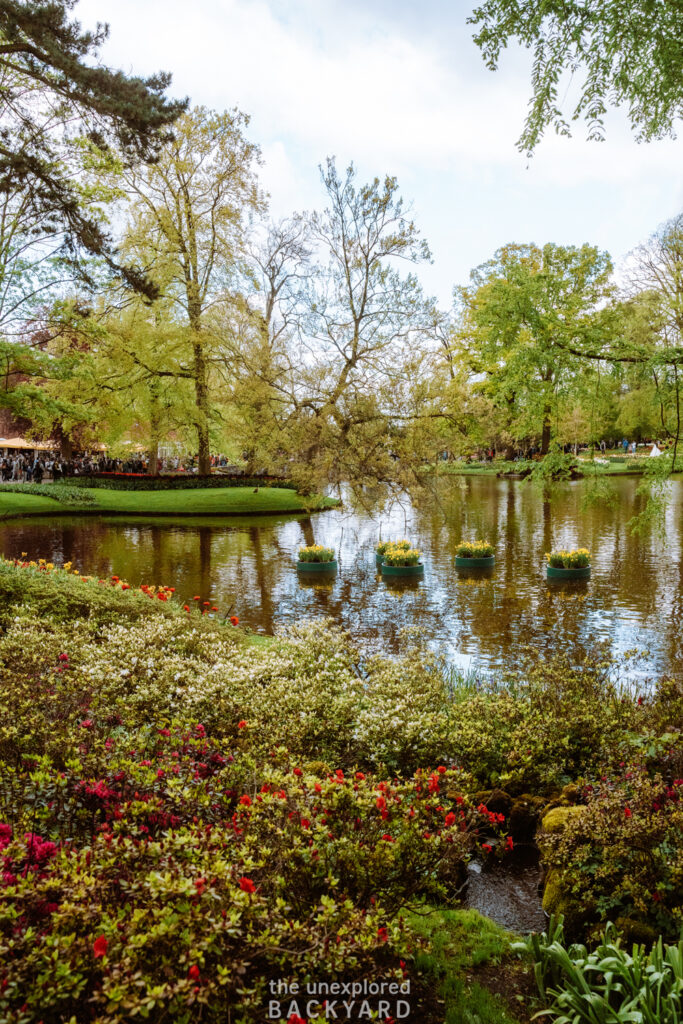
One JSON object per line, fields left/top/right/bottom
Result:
{"left": 538, "top": 772, "right": 683, "bottom": 940}
{"left": 67, "top": 474, "right": 296, "bottom": 491}
{"left": 528, "top": 449, "right": 579, "bottom": 484}
{"left": 297, "top": 544, "right": 336, "bottom": 563}
{"left": 514, "top": 917, "right": 683, "bottom": 1023}
{"left": 0, "top": 483, "right": 96, "bottom": 506}
{"left": 469, "top": 0, "right": 683, "bottom": 153}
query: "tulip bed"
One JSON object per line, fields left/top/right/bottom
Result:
{"left": 0, "top": 556, "right": 681, "bottom": 1023}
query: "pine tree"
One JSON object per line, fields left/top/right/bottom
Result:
{"left": 0, "top": 0, "right": 187, "bottom": 296}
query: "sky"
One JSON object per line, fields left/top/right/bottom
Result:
{"left": 79, "top": 0, "right": 683, "bottom": 305}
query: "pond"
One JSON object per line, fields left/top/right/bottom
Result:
{"left": 2, "top": 475, "right": 682, "bottom": 682}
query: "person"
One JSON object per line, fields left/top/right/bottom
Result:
{"left": 622, "top": 438, "right": 629, "bottom": 454}
{"left": 600, "top": 439, "right": 606, "bottom": 455}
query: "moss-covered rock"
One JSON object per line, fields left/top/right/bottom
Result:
{"left": 541, "top": 869, "right": 585, "bottom": 931}
{"left": 541, "top": 805, "right": 584, "bottom": 833}
{"left": 614, "top": 917, "right": 660, "bottom": 946}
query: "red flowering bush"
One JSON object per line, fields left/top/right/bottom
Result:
{"left": 1, "top": 824, "right": 402, "bottom": 1022}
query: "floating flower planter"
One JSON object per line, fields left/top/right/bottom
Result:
{"left": 381, "top": 562, "right": 424, "bottom": 577}
{"left": 297, "top": 544, "right": 337, "bottom": 572}
{"left": 375, "top": 538, "right": 411, "bottom": 568}
{"left": 545, "top": 548, "right": 591, "bottom": 580}
{"left": 380, "top": 544, "right": 424, "bottom": 577}
{"left": 455, "top": 540, "right": 495, "bottom": 569}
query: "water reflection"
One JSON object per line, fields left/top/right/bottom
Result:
{"left": 1, "top": 476, "right": 681, "bottom": 680}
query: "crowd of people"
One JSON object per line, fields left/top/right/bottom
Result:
{"left": 0, "top": 451, "right": 249, "bottom": 483}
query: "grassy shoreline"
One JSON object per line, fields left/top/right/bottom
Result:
{"left": 0, "top": 484, "right": 338, "bottom": 519}
{"left": 434, "top": 458, "right": 682, "bottom": 478}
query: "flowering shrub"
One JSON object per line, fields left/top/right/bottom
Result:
{"left": 0, "top": 558, "right": 521, "bottom": 1021}
{"left": 546, "top": 548, "right": 591, "bottom": 568}
{"left": 297, "top": 544, "right": 335, "bottom": 563}
{"left": 455, "top": 541, "right": 494, "bottom": 558}
{"left": 382, "top": 545, "right": 422, "bottom": 567}
{"left": 538, "top": 770, "right": 683, "bottom": 940}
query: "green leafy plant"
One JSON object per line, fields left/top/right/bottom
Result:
{"left": 514, "top": 917, "right": 683, "bottom": 1023}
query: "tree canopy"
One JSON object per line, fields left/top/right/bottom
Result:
{"left": 468, "top": 0, "right": 683, "bottom": 153}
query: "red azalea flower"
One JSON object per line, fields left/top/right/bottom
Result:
{"left": 211, "top": 606, "right": 218, "bottom": 611}
{"left": 355, "top": 772, "right": 365, "bottom": 780}
{"left": 193, "top": 596, "right": 200, "bottom": 601}
{"left": 183, "top": 605, "right": 190, "bottom": 612}
{"left": 239, "top": 876, "right": 256, "bottom": 893}
{"left": 377, "top": 926, "right": 389, "bottom": 942}
{"left": 444, "top": 812, "right": 456, "bottom": 827}
{"left": 230, "top": 615, "right": 239, "bottom": 626}
{"left": 239, "top": 794, "right": 251, "bottom": 806}
{"left": 505, "top": 836, "right": 514, "bottom": 851}
{"left": 203, "top": 600, "right": 210, "bottom": 606}
{"left": 80, "top": 719, "right": 93, "bottom": 729}
{"left": 57, "top": 653, "right": 69, "bottom": 662}
{"left": 293, "top": 767, "right": 303, "bottom": 777}
{"left": 482, "top": 843, "right": 493, "bottom": 853}
{"left": 300, "top": 818, "right": 310, "bottom": 829}
{"left": 437, "top": 765, "right": 447, "bottom": 774}
{"left": 238, "top": 720, "right": 247, "bottom": 729}
{"left": 93, "top": 935, "right": 108, "bottom": 958}
{"left": 289, "top": 1015, "right": 306, "bottom": 1024}
{"left": 624, "top": 807, "right": 632, "bottom": 818}
{"left": 188, "top": 964, "right": 200, "bottom": 980}
{"left": 121, "top": 583, "right": 130, "bottom": 590}
{"left": 381, "top": 834, "right": 394, "bottom": 842}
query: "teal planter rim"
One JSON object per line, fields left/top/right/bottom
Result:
{"left": 381, "top": 562, "right": 424, "bottom": 576}
{"left": 455, "top": 555, "right": 495, "bottom": 568}
{"left": 546, "top": 564, "right": 591, "bottom": 579}
{"left": 296, "top": 559, "right": 338, "bottom": 572}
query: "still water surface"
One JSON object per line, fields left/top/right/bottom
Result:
{"left": 2, "top": 476, "right": 682, "bottom": 681}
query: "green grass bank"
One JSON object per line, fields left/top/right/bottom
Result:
{"left": 0, "top": 484, "right": 337, "bottom": 519}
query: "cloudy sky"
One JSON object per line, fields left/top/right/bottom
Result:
{"left": 80, "top": 0, "right": 683, "bottom": 304}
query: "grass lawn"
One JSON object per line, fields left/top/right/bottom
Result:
{"left": 0, "top": 485, "right": 337, "bottom": 519}
{"left": 405, "top": 906, "right": 533, "bottom": 1023}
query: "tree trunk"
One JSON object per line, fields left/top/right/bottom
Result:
{"left": 192, "top": 334, "right": 211, "bottom": 475}
{"left": 148, "top": 379, "right": 161, "bottom": 475}
{"left": 541, "top": 405, "right": 552, "bottom": 455}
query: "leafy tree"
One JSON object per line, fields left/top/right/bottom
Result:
{"left": 459, "top": 242, "right": 616, "bottom": 453}
{"left": 468, "top": 0, "right": 683, "bottom": 153}
{"left": 119, "top": 106, "right": 264, "bottom": 473}
{"left": 0, "top": 0, "right": 186, "bottom": 293}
